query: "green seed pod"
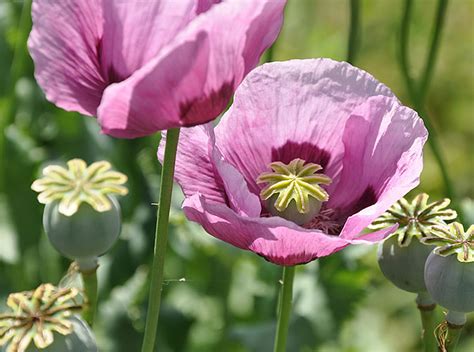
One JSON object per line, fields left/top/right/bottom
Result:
{"left": 370, "top": 194, "right": 457, "bottom": 293}
{"left": 43, "top": 197, "right": 121, "bottom": 261}
{"left": 424, "top": 252, "right": 474, "bottom": 313}
{"left": 0, "top": 284, "right": 97, "bottom": 352}
{"left": 18, "top": 317, "right": 97, "bottom": 352}
{"left": 31, "top": 159, "right": 128, "bottom": 261}
{"left": 377, "top": 235, "right": 433, "bottom": 293}
{"left": 257, "top": 158, "right": 332, "bottom": 225}
{"left": 422, "top": 222, "right": 474, "bottom": 313}
{"left": 265, "top": 194, "right": 322, "bottom": 225}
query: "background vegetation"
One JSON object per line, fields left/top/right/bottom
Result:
{"left": 0, "top": 1, "right": 472, "bottom": 351}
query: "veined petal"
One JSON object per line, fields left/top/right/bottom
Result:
{"left": 183, "top": 194, "right": 351, "bottom": 266}
{"left": 215, "top": 59, "right": 395, "bottom": 195}
{"left": 159, "top": 125, "right": 227, "bottom": 205}
{"left": 99, "top": 0, "right": 198, "bottom": 82}
{"left": 28, "top": 0, "right": 106, "bottom": 115}
{"left": 98, "top": 0, "right": 286, "bottom": 137}
{"left": 332, "top": 96, "right": 428, "bottom": 239}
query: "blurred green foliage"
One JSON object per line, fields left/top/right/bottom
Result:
{"left": 0, "top": 1, "right": 473, "bottom": 351}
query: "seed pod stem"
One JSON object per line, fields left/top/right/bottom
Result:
{"left": 79, "top": 259, "right": 99, "bottom": 327}
{"left": 416, "top": 292, "right": 437, "bottom": 352}
{"left": 436, "top": 312, "right": 465, "bottom": 352}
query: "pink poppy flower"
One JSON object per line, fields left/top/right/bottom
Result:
{"left": 159, "top": 59, "right": 428, "bottom": 266}
{"left": 28, "top": 0, "right": 286, "bottom": 138}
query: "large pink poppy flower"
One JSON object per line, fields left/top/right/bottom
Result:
{"left": 28, "top": 0, "right": 286, "bottom": 138}
{"left": 159, "top": 59, "right": 428, "bottom": 266}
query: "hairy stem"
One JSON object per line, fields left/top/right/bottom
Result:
{"left": 141, "top": 128, "right": 180, "bottom": 352}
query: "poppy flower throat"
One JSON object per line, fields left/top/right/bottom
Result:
{"left": 257, "top": 158, "right": 332, "bottom": 226}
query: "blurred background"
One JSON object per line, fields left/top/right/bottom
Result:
{"left": 0, "top": 0, "right": 472, "bottom": 351}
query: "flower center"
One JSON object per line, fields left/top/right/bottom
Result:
{"left": 257, "top": 158, "right": 332, "bottom": 225}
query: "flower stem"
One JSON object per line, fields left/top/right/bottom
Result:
{"left": 273, "top": 265, "right": 296, "bottom": 352}
{"left": 347, "top": 0, "right": 360, "bottom": 65}
{"left": 416, "top": 292, "right": 437, "bottom": 352}
{"left": 141, "top": 128, "right": 180, "bottom": 352}
{"left": 399, "top": 0, "right": 455, "bottom": 205}
{"left": 81, "top": 268, "right": 98, "bottom": 327}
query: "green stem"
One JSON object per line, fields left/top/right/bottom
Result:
{"left": 273, "top": 266, "right": 296, "bottom": 352}
{"left": 141, "top": 128, "right": 180, "bottom": 352}
{"left": 418, "top": 0, "right": 449, "bottom": 103}
{"left": 399, "top": 0, "right": 418, "bottom": 100}
{"left": 399, "top": 0, "right": 455, "bottom": 205}
{"left": 0, "top": 0, "right": 32, "bottom": 191}
{"left": 81, "top": 268, "right": 98, "bottom": 327}
{"left": 416, "top": 292, "right": 437, "bottom": 352}
{"left": 347, "top": 0, "right": 360, "bottom": 64}
{"left": 443, "top": 323, "right": 463, "bottom": 351}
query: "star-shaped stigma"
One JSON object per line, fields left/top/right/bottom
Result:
{"left": 421, "top": 222, "right": 474, "bottom": 263}
{"left": 32, "top": 159, "right": 128, "bottom": 216}
{"left": 369, "top": 193, "right": 457, "bottom": 247}
{"left": 0, "top": 284, "right": 82, "bottom": 352}
{"left": 257, "top": 158, "right": 332, "bottom": 214}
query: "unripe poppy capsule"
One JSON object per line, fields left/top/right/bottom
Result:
{"left": 370, "top": 194, "right": 457, "bottom": 294}
{"left": 21, "top": 317, "right": 97, "bottom": 352}
{"left": 424, "top": 252, "right": 474, "bottom": 314}
{"left": 43, "top": 197, "right": 121, "bottom": 261}
{"left": 377, "top": 235, "right": 433, "bottom": 293}
{"left": 31, "top": 159, "right": 128, "bottom": 263}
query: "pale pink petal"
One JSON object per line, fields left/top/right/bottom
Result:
{"left": 28, "top": 0, "right": 105, "bottom": 115}
{"left": 159, "top": 124, "right": 261, "bottom": 217}
{"left": 329, "top": 96, "right": 428, "bottom": 239}
{"left": 215, "top": 59, "right": 395, "bottom": 195}
{"left": 99, "top": 33, "right": 211, "bottom": 138}
{"left": 183, "top": 194, "right": 351, "bottom": 266}
{"left": 99, "top": 0, "right": 198, "bottom": 82}
{"left": 212, "top": 147, "right": 262, "bottom": 217}
{"left": 98, "top": 0, "right": 286, "bottom": 137}
{"left": 159, "top": 124, "right": 227, "bottom": 205}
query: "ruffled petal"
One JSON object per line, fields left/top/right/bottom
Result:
{"left": 28, "top": 0, "right": 106, "bottom": 115}
{"left": 183, "top": 194, "right": 355, "bottom": 266}
{"left": 99, "top": 0, "right": 198, "bottom": 82}
{"left": 159, "top": 124, "right": 227, "bottom": 205}
{"left": 330, "top": 96, "right": 428, "bottom": 239}
{"left": 98, "top": 0, "right": 286, "bottom": 137}
{"left": 159, "top": 124, "right": 261, "bottom": 217}
{"left": 215, "top": 59, "right": 395, "bottom": 195}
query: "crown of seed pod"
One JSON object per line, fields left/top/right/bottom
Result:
{"left": 372, "top": 194, "right": 457, "bottom": 294}
{"left": 32, "top": 159, "right": 128, "bottom": 216}
{"left": 32, "top": 159, "right": 128, "bottom": 268}
{"left": 0, "top": 284, "right": 96, "bottom": 352}
{"left": 370, "top": 193, "right": 457, "bottom": 247}
{"left": 422, "top": 222, "right": 474, "bottom": 263}
{"left": 423, "top": 222, "right": 474, "bottom": 315}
